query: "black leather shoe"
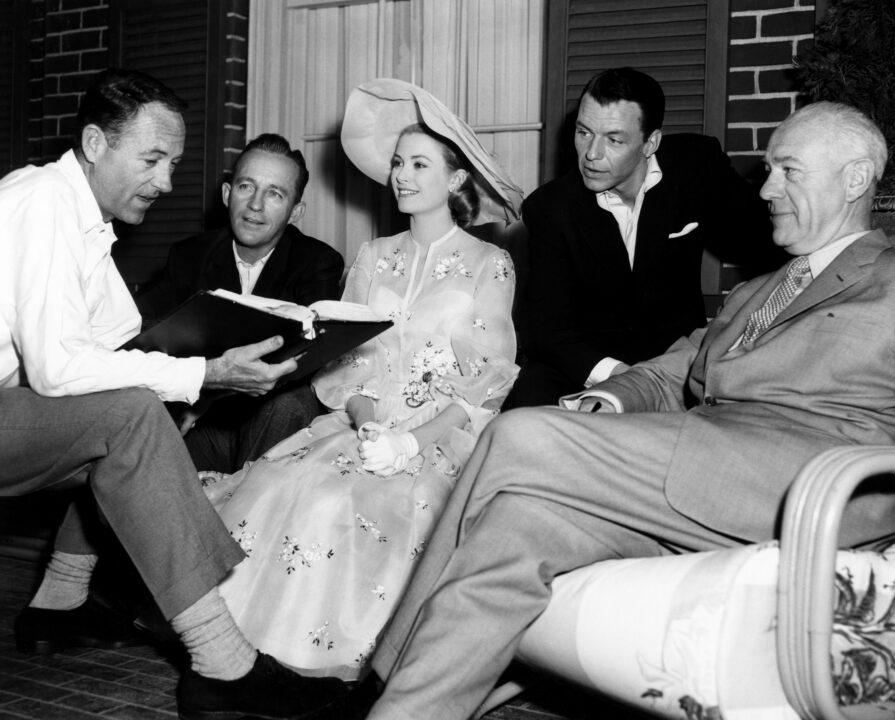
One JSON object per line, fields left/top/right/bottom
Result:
{"left": 176, "top": 652, "right": 350, "bottom": 720}
{"left": 14, "top": 597, "right": 146, "bottom": 654}
{"left": 313, "top": 672, "right": 382, "bottom": 720}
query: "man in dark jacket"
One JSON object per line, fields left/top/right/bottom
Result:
{"left": 138, "top": 133, "right": 344, "bottom": 471}
{"left": 503, "top": 67, "right": 780, "bottom": 408}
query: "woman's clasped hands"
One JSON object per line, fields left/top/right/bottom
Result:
{"left": 357, "top": 421, "right": 420, "bottom": 476}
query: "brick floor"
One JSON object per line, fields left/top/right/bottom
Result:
{"left": 0, "top": 555, "right": 638, "bottom": 720}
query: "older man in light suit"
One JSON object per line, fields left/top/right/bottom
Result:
{"left": 316, "top": 100, "right": 895, "bottom": 720}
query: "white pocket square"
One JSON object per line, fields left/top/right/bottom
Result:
{"left": 668, "top": 222, "right": 699, "bottom": 238}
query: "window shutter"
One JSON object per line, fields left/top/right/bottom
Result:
{"left": 109, "top": 0, "right": 224, "bottom": 290}
{"left": 565, "top": 0, "right": 710, "bottom": 134}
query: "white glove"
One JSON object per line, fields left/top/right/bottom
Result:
{"left": 357, "top": 421, "right": 387, "bottom": 441}
{"left": 359, "top": 429, "right": 419, "bottom": 476}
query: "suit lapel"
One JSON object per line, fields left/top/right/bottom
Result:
{"left": 252, "top": 228, "right": 293, "bottom": 298}
{"left": 567, "top": 176, "right": 630, "bottom": 270}
{"left": 768, "top": 229, "right": 889, "bottom": 330}
{"left": 631, "top": 182, "right": 671, "bottom": 277}
{"left": 206, "top": 231, "right": 241, "bottom": 293}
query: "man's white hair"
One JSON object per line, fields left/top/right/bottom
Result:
{"left": 781, "top": 101, "right": 889, "bottom": 181}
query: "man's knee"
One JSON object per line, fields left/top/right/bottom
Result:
{"left": 485, "top": 407, "right": 556, "bottom": 454}
{"left": 102, "top": 388, "right": 174, "bottom": 433}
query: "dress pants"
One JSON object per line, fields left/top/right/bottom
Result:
{"left": 367, "top": 407, "right": 751, "bottom": 720}
{"left": 184, "top": 382, "right": 322, "bottom": 473}
{"left": 0, "top": 387, "right": 244, "bottom": 619}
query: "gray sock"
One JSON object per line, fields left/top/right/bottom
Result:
{"left": 30, "top": 551, "right": 96, "bottom": 610}
{"left": 171, "top": 588, "right": 257, "bottom": 680}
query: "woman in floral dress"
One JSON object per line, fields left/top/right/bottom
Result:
{"left": 205, "top": 79, "right": 522, "bottom": 680}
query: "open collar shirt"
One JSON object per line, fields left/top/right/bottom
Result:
{"left": 232, "top": 241, "right": 276, "bottom": 295}
{"left": 0, "top": 149, "right": 204, "bottom": 402}
{"left": 595, "top": 153, "right": 663, "bottom": 269}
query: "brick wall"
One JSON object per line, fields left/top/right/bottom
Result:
{"left": 25, "top": 0, "right": 249, "bottom": 174}
{"left": 28, "top": 0, "right": 110, "bottom": 164}
{"left": 726, "top": 0, "right": 817, "bottom": 182}
{"left": 221, "top": 0, "right": 249, "bottom": 178}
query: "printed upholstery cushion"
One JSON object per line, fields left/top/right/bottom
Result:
{"left": 832, "top": 544, "right": 895, "bottom": 709}
{"left": 515, "top": 542, "right": 895, "bottom": 720}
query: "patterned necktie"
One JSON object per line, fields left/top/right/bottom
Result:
{"left": 740, "top": 255, "right": 812, "bottom": 344}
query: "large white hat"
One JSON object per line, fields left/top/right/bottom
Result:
{"left": 341, "top": 78, "right": 523, "bottom": 224}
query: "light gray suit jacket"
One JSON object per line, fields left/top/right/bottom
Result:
{"left": 595, "top": 229, "right": 895, "bottom": 541}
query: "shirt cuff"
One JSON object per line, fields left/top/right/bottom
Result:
{"left": 558, "top": 389, "right": 623, "bottom": 413}
{"left": 179, "top": 356, "right": 206, "bottom": 405}
{"left": 584, "top": 357, "right": 623, "bottom": 388}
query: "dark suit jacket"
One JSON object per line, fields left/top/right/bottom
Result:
{"left": 136, "top": 224, "right": 345, "bottom": 327}
{"left": 597, "top": 229, "right": 895, "bottom": 542}
{"left": 521, "top": 133, "right": 779, "bottom": 389}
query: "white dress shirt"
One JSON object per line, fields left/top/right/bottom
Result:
{"left": 0, "top": 150, "right": 205, "bottom": 402}
{"left": 233, "top": 242, "right": 275, "bottom": 295}
{"left": 584, "top": 154, "right": 663, "bottom": 387}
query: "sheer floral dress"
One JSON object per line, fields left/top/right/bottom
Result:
{"left": 206, "top": 225, "right": 518, "bottom": 680}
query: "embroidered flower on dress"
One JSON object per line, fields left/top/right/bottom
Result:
{"left": 415, "top": 499, "right": 430, "bottom": 511}
{"left": 473, "top": 317, "right": 486, "bottom": 330}
{"left": 403, "top": 343, "right": 455, "bottom": 407}
{"left": 354, "top": 641, "right": 377, "bottom": 667}
{"left": 352, "top": 385, "right": 380, "bottom": 400}
{"left": 341, "top": 351, "right": 369, "bottom": 370}
{"left": 492, "top": 253, "right": 510, "bottom": 281}
{"left": 278, "top": 537, "right": 334, "bottom": 574}
{"left": 355, "top": 513, "right": 387, "bottom": 543}
{"left": 331, "top": 452, "right": 354, "bottom": 475}
{"left": 433, "top": 250, "right": 473, "bottom": 280}
{"left": 391, "top": 250, "right": 407, "bottom": 277}
{"left": 466, "top": 356, "right": 488, "bottom": 378}
{"left": 286, "top": 446, "right": 310, "bottom": 463}
{"left": 307, "top": 622, "right": 334, "bottom": 649}
{"left": 402, "top": 463, "right": 422, "bottom": 478}
{"left": 411, "top": 541, "right": 427, "bottom": 560}
{"left": 231, "top": 520, "right": 257, "bottom": 555}
{"left": 374, "top": 258, "right": 389, "bottom": 274}
{"left": 372, "top": 584, "right": 386, "bottom": 601}
{"left": 431, "top": 446, "right": 460, "bottom": 478}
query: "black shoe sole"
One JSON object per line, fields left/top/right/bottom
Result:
{"left": 15, "top": 626, "right": 146, "bottom": 654}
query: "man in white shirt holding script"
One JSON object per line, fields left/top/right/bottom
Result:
{"left": 0, "top": 68, "right": 346, "bottom": 720}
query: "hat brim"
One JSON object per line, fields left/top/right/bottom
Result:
{"left": 341, "top": 78, "right": 522, "bottom": 225}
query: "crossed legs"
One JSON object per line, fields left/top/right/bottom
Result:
{"left": 368, "top": 407, "right": 743, "bottom": 720}
{"left": 0, "top": 386, "right": 242, "bottom": 617}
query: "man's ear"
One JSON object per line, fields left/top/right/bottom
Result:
{"left": 844, "top": 158, "right": 875, "bottom": 203}
{"left": 80, "top": 124, "right": 107, "bottom": 164}
{"left": 221, "top": 182, "right": 231, "bottom": 208}
{"left": 289, "top": 200, "right": 306, "bottom": 225}
{"left": 643, "top": 128, "right": 662, "bottom": 158}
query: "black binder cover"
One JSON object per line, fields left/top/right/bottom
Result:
{"left": 120, "top": 291, "right": 392, "bottom": 382}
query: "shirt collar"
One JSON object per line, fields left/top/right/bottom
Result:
{"left": 596, "top": 153, "right": 663, "bottom": 205}
{"left": 807, "top": 230, "right": 870, "bottom": 278}
{"left": 232, "top": 241, "right": 276, "bottom": 268}
{"left": 55, "top": 149, "right": 115, "bottom": 241}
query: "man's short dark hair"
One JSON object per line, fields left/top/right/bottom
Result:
{"left": 234, "top": 133, "right": 310, "bottom": 201}
{"left": 74, "top": 68, "right": 187, "bottom": 155}
{"left": 581, "top": 67, "right": 665, "bottom": 139}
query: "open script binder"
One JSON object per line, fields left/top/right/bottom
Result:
{"left": 121, "top": 289, "right": 392, "bottom": 382}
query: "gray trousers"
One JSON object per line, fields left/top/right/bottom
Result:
{"left": 0, "top": 387, "right": 244, "bottom": 619}
{"left": 367, "top": 406, "right": 890, "bottom": 720}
